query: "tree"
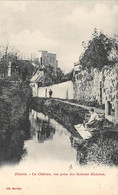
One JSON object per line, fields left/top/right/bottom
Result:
{"left": 0, "top": 44, "right": 35, "bottom": 81}
{"left": 64, "top": 69, "right": 74, "bottom": 81}
{"left": 0, "top": 44, "right": 19, "bottom": 78}
{"left": 56, "top": 68, "right": 65, "bottom": 83}
{"left": 17, "top": 60, "right": 35, "bottom": 81}
{"left": 79, "top": 29, "right": 118, "bottom": 70}
{"left": 108, "top": 35, "right": 118, "bottom": 63}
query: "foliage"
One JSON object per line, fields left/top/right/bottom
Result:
{"left": 56, "top": 67, "right": 65, "bottom": 83}
{"left": 41, "top": 98, "right": 88, "bottom": 137}
{"left": 0, "top": 81, "right": 32, "bottom": 165}
{"left": 64, "top": 69, "right": 74, "bottom": 81}
{"left": 80, "top": 130, "right": 118, "bottom": 166}
{"left": 0, "top": 44, "right": 34, "bottom": 81}
{"left": 0, "top": 44, "right": 19, "bottom": 77}
{"left": 43, "top": 65, "right": 65, "bottom": 86}
{"left": 80, "top": 29, "right": 118, "bottom": 70}
{"left": 17, "top": 60, "right": 35, "bottom": 81}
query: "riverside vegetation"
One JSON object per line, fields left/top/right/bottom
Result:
{"left": 31, "top": 97, "right": 118, "bottom": 166}
{"left": 0, "top": 79, "right": 32, "bottom": 165}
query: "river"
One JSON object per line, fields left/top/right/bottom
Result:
{"left": 0, "top": 108, "right": 82, "bottom": 171}
{"left": 21, "top": 109, "right": 81, "bottom": 170}
{"left": 0, "top": 109, "right": 116, "bottom": 195}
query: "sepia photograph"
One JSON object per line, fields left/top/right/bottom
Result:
{"left": 0, "top": 0, "right": 118, "bottom": 194}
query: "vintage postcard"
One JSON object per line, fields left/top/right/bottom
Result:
{"left": 0, "top": 0, "right": 118, "bottom": 195}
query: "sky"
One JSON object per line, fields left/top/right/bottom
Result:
{"left": 0, "top": 0, "right": 118, "bottom": 73}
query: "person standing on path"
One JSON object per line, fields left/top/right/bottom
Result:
{"left": 49, "top": 89, "right": 53, "bottom": 98}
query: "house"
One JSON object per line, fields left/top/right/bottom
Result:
{"left": 31, "top": 50, "right": 60, "bottom": 96}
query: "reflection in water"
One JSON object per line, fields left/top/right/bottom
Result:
{"left": 0, "top": 107, "right": 83, "bottom": 167}
{"left": 36, "top": 118, "right": 55, "bottom": 143}
{"left": 30, "top": 111, "right": 55, "bottom": 143}
{"left": 28, "top": 110, "right": 82, "bottom": 165}
{"left": 27, "top": 110, "right": 77, "bottom": 164}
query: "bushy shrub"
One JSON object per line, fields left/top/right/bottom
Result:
{"left": 80, "top": 130, "right": 118, "bottom": 166}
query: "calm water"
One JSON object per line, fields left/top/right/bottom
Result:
{"left": 1, "top": 112, "right": 116, "bottom": 195}
{"left": 21, "top": 110, "right": 81, "bottom": 169}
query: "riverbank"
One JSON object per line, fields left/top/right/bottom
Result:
{"left": 31, "top": 97, "right": 89, "bottom": 139}
{"left": 0, "top": 80, "right": 32, "bottom": 165}
{"left": 31, "top": 97, "right": 118, "bottom": 166}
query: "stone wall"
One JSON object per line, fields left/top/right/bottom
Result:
{"left": 102, "top": 66, "right": 117, "bottom": 110}
{"left": 73, "top": 68, "right": 101, "bottom": 102}
{"left": 73, "top": 64, "right": 117, "bottom": 111}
